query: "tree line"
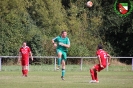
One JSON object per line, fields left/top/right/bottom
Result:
{"left": 0, "top": 0, "right": 133, "bottom": 64}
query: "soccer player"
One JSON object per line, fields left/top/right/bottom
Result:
{"left": 18, "top": 42, "right": 33, "bottom": 77}
{"left": 89, "top": 44, "right": 111, "bottom": 83}
{"left": 52, "top": 30, "right": 70, "bottom": 80}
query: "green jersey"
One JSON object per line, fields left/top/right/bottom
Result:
{"left": 53, "top": 36, "right": 70, "bottom": 52}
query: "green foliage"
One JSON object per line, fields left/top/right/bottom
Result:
{"left": 100, "top": 0, "right": 133, "bottom": 59}
{"left": 0, "top": 0, "right": 133, "bottom": 64}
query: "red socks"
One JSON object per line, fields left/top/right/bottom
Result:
{"left": 22, "top": 69, "right": 28, "bottom": 76}
{"left": 25, "top": 69, "right": 28, "bottom": 75}
{"left": 90, "top": 69, "right": 98, "bottom": 81}
{"left": 22, "top": 70, "right": 25, "bottom": 75}
{"left": 90, "top": 69, "right": 95, "bottom": 80}
{"left": 94, "top": 71, "right": 98, "bottom": 81}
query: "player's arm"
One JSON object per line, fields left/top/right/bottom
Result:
{"left": 97, "top": 55, "right": 104, "bottom": 68}
{"left": 59, "top": 38, "right": 70, "bottom": 48}
{"left": 52, "top": 38, "right": 57, "bottom": 47}
{"left": 29, "top": 51, "right": 33, "bottom": 61}
{"left": 60, "top": 43, "right": 70, "bottom": 48}
{"left": 18, "top": 52, "right": 21, "bottom": 63}
{"left": 107, "top": 54, "right": 111, "bottom": 66}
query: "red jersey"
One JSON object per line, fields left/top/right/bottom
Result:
{"left": 96, "top": 49, "right": 108, "bottom": 66}
{"left": 19, "top": 46, "right": 31, "bottom": 60}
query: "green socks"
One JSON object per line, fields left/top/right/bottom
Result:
{"left": 62, "top": 69, "right": 65, "bottom": 77}
{"left": 58, "top": 58, "right": 61, "bottom": 67}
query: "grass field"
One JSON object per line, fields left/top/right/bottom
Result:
{"left": 0, "top": 65, "right": 133, "bottom": 88}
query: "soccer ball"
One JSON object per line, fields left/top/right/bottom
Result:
{"left": 86, "top": 1, "right": 93, "bottom": 7}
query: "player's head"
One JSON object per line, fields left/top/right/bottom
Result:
{"left": 22, "top": 42, "right": 27, "bottom": 47}
{"left": 61, "top": 30, "right": 67, "bottom": 38}
{"left": 97, "top": 44, "right": 103, "bottom": 50}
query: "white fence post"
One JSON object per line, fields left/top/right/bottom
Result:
{"left": 132, "top": 58, "right": 133, "bottom": 71}
{"left": 106, "top": 57, "right": 108, "bottom": 71}
{"left": 0, "top": 58, "right": 1, "bottom": 71}
{"left": 54, "top": 58, "right": 56, "bottom": 71}
{"left": 80, "top": 58, "right": 83, "bottom": 71}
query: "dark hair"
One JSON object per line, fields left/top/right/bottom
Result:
{"left": 61, "top": 30, "right": 67, "bottom": 34}
{"left": 97, "top": 44, "right": 103, "bottom": 49}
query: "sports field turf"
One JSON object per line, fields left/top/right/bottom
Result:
{"left": 0, "top": 65, "right": 132, "bottom": 88}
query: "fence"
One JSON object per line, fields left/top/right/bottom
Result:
{"left": 0, "top": 56, "right": 133, "bottom": 71}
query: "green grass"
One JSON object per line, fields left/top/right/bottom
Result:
{"left": 0, "top": 65, "right": 133, "bottom": 88}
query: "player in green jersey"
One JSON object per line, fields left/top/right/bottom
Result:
{"left": 52, "top": 30, "right": 70, "bottom": 80}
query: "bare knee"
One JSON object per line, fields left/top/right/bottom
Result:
{"left": 58, "top": 53, "right": 62, "bottom": 58}
{"left": 62, "top": 60, "right": 65, "bottom": 69}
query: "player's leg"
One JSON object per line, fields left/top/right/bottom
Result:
{"left": 56, "top": 50, "right": 62, "bottom": 70}
{"left": 90, "top": 64, "right": 103, "bottom": 83}
{"left": 22, "top": 66, "right": 25, "bottom": 76}
{"left": 22, "top": 65, "right": 28, "bottom": 77}
{"left": 21, "top": 60, "right": 25, "bottom": 76}
{"left": 90, "top": 64, "right": 100, "bottom": 83}
{"left": 90, "top": 66, "right": 96, "bottom": 82}
{"left": 95, "top": 65, "right": 106, "bottom": 82}
{"left": 24, "top": 65, "right": 28, "bottom": 77}
{"left": 94, "top": 70, "right": 98, "bottom": 81}
{"left": 22, "top": 60, "right": 29, "bottom": 77}
{"left": 61, "top": 52, "right": 67, "bottom": 80}
{"left": 61, "top": 60, "right": 65, "bottom": 80}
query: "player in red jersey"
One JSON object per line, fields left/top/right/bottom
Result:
{"left": 18, "top": 42, "right": 33, "bottom": 77}
{"left": 89, "top": 44, "right": 111, "bottom": 83}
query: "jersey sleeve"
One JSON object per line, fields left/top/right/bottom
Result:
{"left": 28, "top": 47, "right": 31, "bottom": 53}
{"left": 66, "top": 38, "right": 70, "bottom": 45}
{"left": 52, "top": 36, "right": 59, "bottom": 42}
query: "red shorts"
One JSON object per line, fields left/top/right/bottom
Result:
{"left": 94, "top": 64, "right": 106, "bottom": 72}
{"left": 21, "top": 60, "right": 29, "bottom": 66}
